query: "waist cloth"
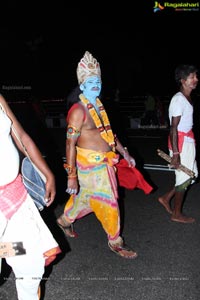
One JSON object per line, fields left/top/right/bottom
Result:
{"left": 64, "top": 147, "right": 120, "bottom": 241}
{"left": 0, "top": 175, "right": 61, "bottom": 266}
{"left": 168, "top": 129, "right": 194, "bottom": 153}
{"left": 0, "top": 174, "right": 27, "bottom": 220}
{"left": 168, "top": 132, "right": 198, "bottom": 187}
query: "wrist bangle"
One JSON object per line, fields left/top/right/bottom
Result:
{"left": 68, "top": 174, "right": 77, "bottom": 179}
{"left": 173, "top": 152, "right": 180, "bottom": 155}
{"left": 64, "top": 163, "right": 77, "bottom": 175}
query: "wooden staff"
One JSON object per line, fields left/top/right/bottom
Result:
{"left": 157, "top": 149, "right": 196, "bottom": 178}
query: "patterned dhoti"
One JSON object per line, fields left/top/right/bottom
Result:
{"left": 64, "top": 147, "right": 121, "bottom": 241}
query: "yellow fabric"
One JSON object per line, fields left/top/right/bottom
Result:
{"left": 64, "top": 147, "right": 120, "bottom": 240}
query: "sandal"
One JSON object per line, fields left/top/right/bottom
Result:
{"left": 108, "top": 238, "right": 138, "bottom": 259}
{"left": 56, "top": 215, "right": 78, "bottom": 238}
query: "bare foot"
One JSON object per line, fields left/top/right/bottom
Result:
{"left": 158, "top": 197, "right": 172, "bottom": 214}
{"left": 171, "top": 214, "right": 195, "bottom": 224}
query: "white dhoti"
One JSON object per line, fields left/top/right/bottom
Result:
{"left": 0, "top": 195, "right": 60, "bottom": 300}
{"left": 170, "top": 137, "right": 198, "bottom": 188}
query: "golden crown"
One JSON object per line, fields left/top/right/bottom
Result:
{"left": 77, "top": 51, "right": 101, "bottom": 84}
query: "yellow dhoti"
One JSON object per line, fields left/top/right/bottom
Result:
{"left": 64, "top": 147, "right": 121, "bottom": 241}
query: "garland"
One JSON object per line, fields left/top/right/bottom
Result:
{"left": 79, "top": 94, "right": 116, "bottom": 151}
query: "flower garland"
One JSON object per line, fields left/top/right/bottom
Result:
{"left": 79, "top": 94, "right": 116, "bottom": 151}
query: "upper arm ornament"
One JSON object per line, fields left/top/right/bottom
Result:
{"left": 66, "top": 124, "right": 80, "bottom": 139}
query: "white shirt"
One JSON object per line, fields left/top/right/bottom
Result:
{"left": 168, "top": 91, "right": 193, "bottom": 133}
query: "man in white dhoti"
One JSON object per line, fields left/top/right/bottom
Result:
{"left": 158, "top": 64, "right": 198, "bottom": 223}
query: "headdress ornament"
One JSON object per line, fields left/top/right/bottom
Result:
{"left": 77, "top": 51, "right": 101, "bottom": 84}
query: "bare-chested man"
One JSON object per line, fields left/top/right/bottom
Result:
{"left": 57, "top": 51, "right": 137, "bottom": 259}
{"left": 158, "top": 64, "right": 198, "bottom": 223}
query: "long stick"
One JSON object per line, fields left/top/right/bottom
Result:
{"left": 157, "top": 149, "right": 195, "bottom": 178}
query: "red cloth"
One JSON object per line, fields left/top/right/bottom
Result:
{"left": 116, "top": 159, "right": 153, "bottom": 194}
{"left": 0, "top": 174, "right": 27, "bottom": 220}
{"left": 168, "top": 130, "right": 194, "bottom": 153}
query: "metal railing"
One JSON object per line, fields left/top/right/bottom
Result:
{"left": 8, "top": 95, "right": 171, "bottom": 129}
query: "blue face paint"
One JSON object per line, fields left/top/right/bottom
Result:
{"left": 80, "top": 76, "right": 102, "bottom": 103}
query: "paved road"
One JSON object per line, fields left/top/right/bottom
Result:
{"left": 1, "top": 128, "right": 200, "bottom": 300}
{"left": 1, "top": 168, "right": 200, "bottom": 300}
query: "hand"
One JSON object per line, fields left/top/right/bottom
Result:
{"left": 170, "top": 154, "right": 180, "bottom": 169}
{"left": 129, "top": 157, "right": 136, "bottom": 168}
{"left": 44, "top": 176, "right": 56, "bottom": 207}
{"left": 66, "top": 177, "right": 78, "bottom": 195}
{"left": 124, "top": 151, "right": 136, "bottom": 168}
{"left": 66, "top": 187, "right": 78, "bottom": 195}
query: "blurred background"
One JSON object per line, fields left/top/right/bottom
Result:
{"left": 0, "top": 1, "right": 199, "bottom": 168}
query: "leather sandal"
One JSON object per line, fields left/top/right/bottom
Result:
{"left": 56, "top": 215, "right": 78, "bottom": 238}
{"left": 108, "top": 238, "right": 138, "bottom": 259}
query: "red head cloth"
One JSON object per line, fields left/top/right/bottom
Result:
{"left": 116, "top": 159, "right": 153, "bottom": 194}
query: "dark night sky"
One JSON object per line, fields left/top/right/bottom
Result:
{"left": 0, "top": 1, "right": 200, "bottom": 99}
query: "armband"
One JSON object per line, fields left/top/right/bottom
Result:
{"left": 66, "top": 125, "right": 80, "bottom": 139}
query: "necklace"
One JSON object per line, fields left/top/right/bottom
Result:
{"left": 79, "top": 94, "right": 116, "bottom": 151}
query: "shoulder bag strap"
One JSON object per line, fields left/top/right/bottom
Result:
{"left": 0, "top": 102, "right": 46, "bottom": 182}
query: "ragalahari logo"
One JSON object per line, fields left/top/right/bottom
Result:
{"left": 153, "top": 2, "right": 165, "bottom": 12}
{"left": 154, "top": 1, "right": 199, "bottom": 12}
